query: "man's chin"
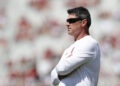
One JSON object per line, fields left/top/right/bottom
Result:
{"left": 68, "top": 32, "right": 73, "bottom": 35}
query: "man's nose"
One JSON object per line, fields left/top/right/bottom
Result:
{"left": 66, "top": 22, "right": 70, "bottom": 26}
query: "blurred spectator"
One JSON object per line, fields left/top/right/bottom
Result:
{"left": 0, "top": 38, "right": 8, "bottom": 48}
{"left": 0, "top": 9, "right": 6, "bottom": 29}
{"left": 112, "top": 0, "right": 120, "bottom": 21}
{"left": 97, "top": 10, "right": 115, "bottom": 36}
{"left": 15, "top": 17, "right": 34, "bottom": 42}
{"left": 98, "top": 11, "right": 112, "bottom": 19}
{"left": 99, "top": 35, "right": 112, "bottom": 57}
{"left": 29, "top": 0, "right": 50, "bottom": 11}
{"left": 0, "top": 38, "right": 8, "bottom": 59}
{"left": 37, "top": 18, "right": 64, "bottom": 38}
{"left": 65, "top": 0, "right": 100, "bottom": 7}
{"left": 6, "top": 57, "right": 39, "bottom": 86}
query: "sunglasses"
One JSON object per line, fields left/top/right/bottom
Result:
{"left": 66, "top": 18, "right": 83, "bottom": 24}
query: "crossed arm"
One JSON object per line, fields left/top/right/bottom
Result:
{"left": 51, "top": 43, "right": 97, "bottom": 85}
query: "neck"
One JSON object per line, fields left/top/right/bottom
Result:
{"left": 74, "top": 32, "right": 89, "bottom": 41}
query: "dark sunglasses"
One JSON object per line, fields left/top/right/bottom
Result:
{"left": 66, "top": 18, "right": 83, "bottom": 24}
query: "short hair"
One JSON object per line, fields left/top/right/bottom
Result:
{"left": 67, "top": 6, "right": 91, "bottom": 34}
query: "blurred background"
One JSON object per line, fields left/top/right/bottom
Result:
{"left": 0, "top": 0, "right": 120, "bottom": 86}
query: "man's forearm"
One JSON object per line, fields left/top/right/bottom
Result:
{"left": 58, "top": 68, "right": 77, "bottom": 80}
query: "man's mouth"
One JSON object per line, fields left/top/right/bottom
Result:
{"left": 68, "top": 27, "right": 71, "bottom": 31}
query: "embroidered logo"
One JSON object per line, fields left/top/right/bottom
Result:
{"left": 67, "top": 47, "right": 75, "bottom": 58}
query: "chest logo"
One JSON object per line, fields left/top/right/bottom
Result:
{"left": 67, "top": 47, "right": 75, "bottom": 58}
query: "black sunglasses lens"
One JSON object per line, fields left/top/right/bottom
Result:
{"left": 67, "top": 19, "right": 76, "bottom": 23}
{"left": 67, "top": 18, "right": 82, "bottom": 24}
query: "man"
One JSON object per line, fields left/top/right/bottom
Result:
{"left": 51, "top": 6, "right": 100, "bottom": 86}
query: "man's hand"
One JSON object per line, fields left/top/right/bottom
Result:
{"left": 51, "top": 68, "right": 60, "bottom": 86}
{"left": 58, "top": 75, "right": 68, "bottom": 80}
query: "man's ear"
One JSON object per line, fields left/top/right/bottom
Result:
{"left": 82, "top": 19, "right": 87, "bottom": 27}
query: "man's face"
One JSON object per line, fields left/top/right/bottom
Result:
{"left": 66, "top": 14, "right": 82, "bottom": 37}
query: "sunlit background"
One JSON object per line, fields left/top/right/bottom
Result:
{"left": 0, "top": 0, "right": 120, "bottom": 86}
